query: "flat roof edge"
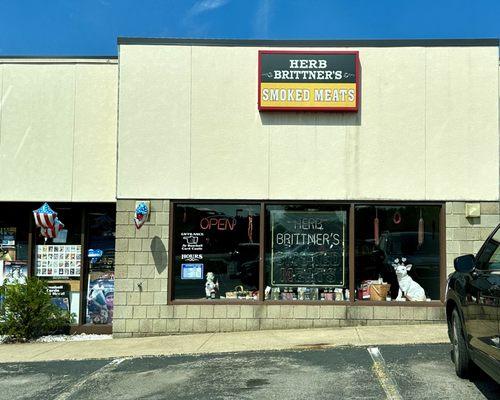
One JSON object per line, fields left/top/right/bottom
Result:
{"left": 0, "top": 56, "right": 118, "bottom": 64}
{"left": 117, "top": 37, "right": 499, "bottom": 47}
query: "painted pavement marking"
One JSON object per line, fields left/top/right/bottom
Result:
{"left": 367, "top": 346, "right": 403, "bottom": 400}
{"left": 54, "top": 357, "right": 128, "bottom": 400}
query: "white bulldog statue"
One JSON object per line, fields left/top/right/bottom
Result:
{"left": 392, "top": 258, "right": 426, "bottom": 301}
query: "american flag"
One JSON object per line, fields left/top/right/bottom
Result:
{"left": 40, "top": 218, "right": 64, "bottom": 238}
{"left": 33, "top": 202, "right": 57, "bottom": 229}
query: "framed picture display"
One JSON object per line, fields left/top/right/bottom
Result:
{"left": 35, "top": 245, "right": 82, "bottom": 278}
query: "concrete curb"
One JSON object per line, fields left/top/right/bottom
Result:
{"left": 0, "top": 324, "right": 449, "bottom": 363}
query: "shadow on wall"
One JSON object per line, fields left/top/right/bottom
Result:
{"left": 259, "top": 109, "right": 361, "bottom": 127}
{"left": 150, "top": 236, "right": 167, "bottom": 274}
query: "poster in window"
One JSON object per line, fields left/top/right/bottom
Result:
{"left": 47, "top": 283, "right": 71, "bottom": 312}
{"left": 0, "top": 227, "right": 16, "bottom": 248}
{"left": 2, "top": 261, "right": 28, "bottom": 285}
{"left": 270, "top": 210, "right": 346, "bottom": 287}
{"left": 86, "top": 271, "right": 114, "bottom": 324}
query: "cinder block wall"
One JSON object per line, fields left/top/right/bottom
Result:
{"left": 445, "top": 202, "right": 500, "bottom": 277}
{"left": 111, "top": 200, "right": 500, "bottom": 338}
{"left": 113, "top": 200, "right": 170, "bottom": 337}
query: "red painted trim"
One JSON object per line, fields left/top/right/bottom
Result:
{"left": 257, "top": 50, "right": 263, "bottom": 111}
{"left": 355, "top": 51, "right": 360, "bottom": 111}
{"left": 259, "top": 50, "right": 360, "bottom": 55}
{"left": 258, "top": 50, "right": 360, "bottom": 112}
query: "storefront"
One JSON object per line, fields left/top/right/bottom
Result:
{"left": 0, "top": 203, "right": 116, "bottom": 332}
{"left": 112, "top": 38, "right": 499, "bottom": 337}
{"left": 0, "top": 57, "right": 118, "bottom": 333}
{"left": 168, "top": 202, "right": 443, "bottom": 303}
{"left": 1, "top": 39, "right": 499, "bottom": 337}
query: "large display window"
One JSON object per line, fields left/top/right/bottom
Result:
{"left": 0, "top": 202, "right": 115, "bottom": 329}
{"left": 170, "top": 201, "right": 444, "bottom": 305}
{"left": 172, "top": 203, "right": 260, "bottom": 300}
{"left": 354, "top": 205, "right": 441, "bottom": 301}
{"left": 264, "top": 204, "right": 349, "bottom": 302}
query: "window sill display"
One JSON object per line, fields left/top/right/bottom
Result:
{"left": 222, "top": 286, "right": 258, "bottom": 300}
{"left": 266, "top": 286, "right": 349, "bottom": 301}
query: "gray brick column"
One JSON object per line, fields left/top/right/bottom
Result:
{"left": 113, "top": 200, "right": 170, "bottom": 337}
{"left": 445, "top": 202, "right": 500, "bottom": 277}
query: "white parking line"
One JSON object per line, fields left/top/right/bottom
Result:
{"left": 54, "top": 358, "right": 128, "bottom": 400}
{"left": 367, "top": 347, "right": 403, "bottom": 400}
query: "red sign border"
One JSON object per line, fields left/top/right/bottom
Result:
{"left": 258, "top": 50, "right": 360, "bottom": 112}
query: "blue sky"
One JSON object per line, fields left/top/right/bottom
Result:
{"left": 0, "top": 0, "right": 499, "bottom": 56}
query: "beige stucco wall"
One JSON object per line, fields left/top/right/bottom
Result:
{"left": 0, "top": 59, "right": 118, "bottom": 202}
{"left": 117, "top": 44, "right": 499, "bottom": 201}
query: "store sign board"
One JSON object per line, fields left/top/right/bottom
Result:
{"left": 270, "top": 210, "right": 346, "bottom": 287}
{"left": 258, "top": 51, "right": 360, "bottom": 111}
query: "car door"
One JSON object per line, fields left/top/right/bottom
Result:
{"left": 468, "top": 227, "right": 500, "bottom": 362}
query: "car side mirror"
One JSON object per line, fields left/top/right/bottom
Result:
{"left": 454, "top": 254, "right": 475, "bottom": 273}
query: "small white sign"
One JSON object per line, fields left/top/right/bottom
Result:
{"left": 181, "top": 263, "right": 204, "bottom": 280}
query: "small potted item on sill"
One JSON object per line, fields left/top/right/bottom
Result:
{"left": 358, "top": 280, "right": 372, "bottom": 300}
{"left": 225, "top": 285, "right": 251, "bottom": 299}
{"left": 271, "top": 287, "right": 281, "bottom": 301}
{"left": 281, "top": 287, "right": 295, "bottom": 301}
{"left": 325, "top": 288, "right": 334, "bottom": 301}
{"left": 369, "top": 275, "right": 391, "bottom": 301}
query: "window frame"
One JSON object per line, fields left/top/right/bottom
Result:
{"left": 168, "top": 200, "right": 446, "bottom": 307}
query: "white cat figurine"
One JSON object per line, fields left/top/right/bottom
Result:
{"left": 392, "top": 258, "right": 426, "bottom": 301}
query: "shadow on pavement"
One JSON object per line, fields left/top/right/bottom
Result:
{"left": 448, "top": 349, "right": 500, "bottom": 399}
{"left": 470, "top": 369, "right": 500, "bottom": 400}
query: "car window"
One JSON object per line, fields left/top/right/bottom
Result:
{"left": 476, "top": 228, "right": 500, "bottom": 271}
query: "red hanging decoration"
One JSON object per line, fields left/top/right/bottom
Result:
{"left": 418, "top": 209, "right": 424, "bottom": 246}
{"left": 374, "top": 208, "right": 379, "bottom": 246}
{"left": 393, "top": 211, "right": 402, "bottom": 225}
{"left": 248, "top": 214, "right": 254, "bottom": 243}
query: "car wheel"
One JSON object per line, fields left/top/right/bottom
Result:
{"left": 452, "top": 309, "right": 470, "bottom": 378}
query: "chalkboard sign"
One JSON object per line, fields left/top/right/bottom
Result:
{"left": 270, "top": 210, "right": 346, "bottom": 287}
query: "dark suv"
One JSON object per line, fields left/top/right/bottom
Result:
{"left": 446, "top": 224, "right": 500, "bottom": 383}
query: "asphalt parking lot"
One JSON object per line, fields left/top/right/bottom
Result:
{"left": 0, "top": 344, "right": 498, "bottom": 400}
